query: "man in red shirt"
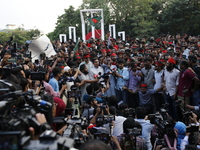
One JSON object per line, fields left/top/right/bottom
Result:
{"left": 177, "top": 60, "right": 199, "bottom": 111}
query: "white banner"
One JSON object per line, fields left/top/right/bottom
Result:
{"left": 28, "top": 35, "right": 56, "bottom": 62}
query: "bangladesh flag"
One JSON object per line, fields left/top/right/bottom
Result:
{"left": 88, "top": 16, "right": 102, "bottom": 27}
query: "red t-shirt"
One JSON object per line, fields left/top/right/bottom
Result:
{"left": 177, "top": 69, "right": 196, "bottom": 97}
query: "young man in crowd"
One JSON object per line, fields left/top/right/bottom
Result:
{"left": 114, "top": 59, "right": 129, "bottom": 103}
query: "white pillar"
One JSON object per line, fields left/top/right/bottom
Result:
{"left": 80, "top": 9, "right": 104, "bottom": 41}
{"left": 91, "top": 12, "right": 95, "bottom": 39}
{"left": 101, "top": 9, "right": 105, "bottom": 40}
{"left": 118, "top": 31, "right": 125, "bottom": 41}
{"left": 109, "top": 24, "right": 116, "bottom": 39}
{"left": 69, "top": 26, "right": 76, "bottom": 42}
{"left": 59, "top": 34, "right": 67, "bottom": 42}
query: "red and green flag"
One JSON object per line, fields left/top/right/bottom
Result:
{"left": 88, "top": 16, "right": 102, "bottom": 27}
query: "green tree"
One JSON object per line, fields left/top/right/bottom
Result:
{"left": 159, "top": 0, "right": 200, "bottom": 35}
{"left": 47, "top": 6, "right": 81, "bottom": 41}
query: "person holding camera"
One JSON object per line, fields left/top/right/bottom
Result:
{"left": 48, "top": 67, "right": 67, "bottom": 95}
{"left": 135, "top": 107, "right": 154, "bottom": 150}
{"left": 114, "top": 59, "right": 129, "bottom": 103}
{"left": 122, "top": 117, "right": 147, "bottom": 150}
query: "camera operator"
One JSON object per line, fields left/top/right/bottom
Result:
{"left": 180, "top": 112, "right": 200, "bottom": 150}
{"left": 81, "top": 96, "right": 98, "bottom": 119}
{"left": 135, "top": 107, "right": 154, "bottom": 150}
{"left": 122, "top": 117, "right": 147, "bottom": 150}
{"left": 109, "top": 106, "right": 127, "bottom": 137}
{"left": 49, "top": 66, "right": 79, "bottom": 95}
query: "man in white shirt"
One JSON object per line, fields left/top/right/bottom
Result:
{"left": 164, "top": 57, "right": 180, "bottom": 119}
{"left": 89, "top": 58, "right": 104, "bottom": 80}
{"left": 153, "top": 61, "right": 165, "bottom": 111}
{"left": 79, "top": 53, "right": 93, "bottom": 72}
{"left": 109, "top": 106, "right": 126, "bottom": 137}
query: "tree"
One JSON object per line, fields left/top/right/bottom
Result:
{"left": 47, "top": 6, "right": 82, "bottom": 41}
{"left": 159, "top": 0, "right": 200, "bottom": 35}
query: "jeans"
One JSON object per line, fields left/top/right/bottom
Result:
{"left": 115, "top": 89, "right": 128, "bottom": 103}
{"left": 191, "top": 89, "right": 200, "bottom": 106}
{"left": 164, "top": 93, "right": 177, "bottom": 119}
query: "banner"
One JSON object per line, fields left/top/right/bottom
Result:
{"left": 28, "top": 35, "right": 56, "bottom": 62}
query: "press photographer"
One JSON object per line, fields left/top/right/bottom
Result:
{"left": 0, "top": 90, "right": 74, "bottom": 150}
{"left": 148, "top": 108, "right": 178, "bottom": 150}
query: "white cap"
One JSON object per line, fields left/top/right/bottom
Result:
{"left": 64, "top": 66, "right": 70, "bottom": 72}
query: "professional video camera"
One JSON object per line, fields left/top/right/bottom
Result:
{"left": 148, "top": 108, "right": 173, "bottom": 135}
{"left": 124, "top": 108, "right": 135, "bottom": 118}
{"left": 148, "top": 108, "right": 175, "bottom": 147}
{"left": 63, "top": 117, "right": 89, "bottom": 148}
{"left": 96, "top": 115, "right": 115, "bottom": 125}
{"left": 0, "top": 90, "right": 75, "bottom": 150}
{"left": 117, "top": 126, "right": 143, "bottom": 150}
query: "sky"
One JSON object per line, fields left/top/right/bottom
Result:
{"left": 0, "top": 0, "right": 83, "bottom": 34}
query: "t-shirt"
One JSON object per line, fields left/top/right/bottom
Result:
{"left": 49, "top": 77, "right": 59, "bottom": 92}
{"left": 113, "top": 116, "right": 127, "bottom": 137}
{"left": 177, "top": 69, "right": 196, "bottom": 97}
{"left": 138, "top": 89, "right": 156, "bottom": 106}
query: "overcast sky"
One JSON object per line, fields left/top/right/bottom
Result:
{"left": 0, "top": 0, "right": 83, "bottom": 34}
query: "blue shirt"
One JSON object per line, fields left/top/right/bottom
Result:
{"left": 135, "top": 119, "right": 154, "bottom": 150}
{"left": 138, "top": 89, "right": 156, "bottom": 106}
{"left": 115, "top": 67, "right": 129, "bottom": 90}
{"left": 49, "top": 77, "right": 59, "bottom": 92}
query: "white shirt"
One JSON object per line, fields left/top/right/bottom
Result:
{"left": 89, "top": 66, "right": 104, "bottom": 80}
{"left": 79, "top": 61, "right": 94, "bottom": 72}
{"left": 154, "top": 70, "right": 164, "bottom": 90}
{"left": 78, "top": 73, "right": 91, "bottom": 104}
{"left": 135, "top": 119, "right": 154, "bottom": 150}
{"left": 164, "top": 68, "right": 180, "bottom": 96}
{"left": 113, "top": 116, "right": 126, "bottom": 137}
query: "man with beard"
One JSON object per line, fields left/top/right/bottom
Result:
{"left": 141, "top": 58, "right": 155, "bottom": 89}
{"left": 77, "top": 64, "right": 99, "bottom": 104}
{"left": 177, "top": 60, "right": 199, "bottom": 111}
{"left": 163, "top": 57, "right": 180, "bottom": 119}
{"left": 188, "top": 55, "right": 200, "bottom": 106}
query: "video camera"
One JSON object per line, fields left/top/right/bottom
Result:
{"left": 63, "top": 117, "right": 89, "bottom": 148}
{"left": 96, "top": 115, "right": 115, "bottom": 125}
{"left": 0, "top": 90, "right": 75, "bottom": 149}
{"left": 124, "top": 108, "right": 135, "bottom": 118}
{"left": 148, "top": 108, "right": 173, "bottom": 135}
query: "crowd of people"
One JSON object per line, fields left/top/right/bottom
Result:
{"left": 0, "top": 33, "right": 200, "bottom": 150}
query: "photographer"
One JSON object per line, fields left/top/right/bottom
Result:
{"left": 135, "top": 107, "right": 154, "bottom": 150}
{"left": 122, "top": 117, "right": 147, "bottom": 150}
{"left": 109, "top": 106, "right": 127, "bottom": 137}
{"left": 81, "top": 96, "right": 98, "bottom": 119}
{"left": 180, "top": 112, "right": 200, "bottom": 150}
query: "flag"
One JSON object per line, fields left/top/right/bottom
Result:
{"left": 88, "top": 16, "right": 102, "bottom": 27}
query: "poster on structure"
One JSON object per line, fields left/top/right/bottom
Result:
{"left": 29, "top": 35, "right": 56, "bottom": 62}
